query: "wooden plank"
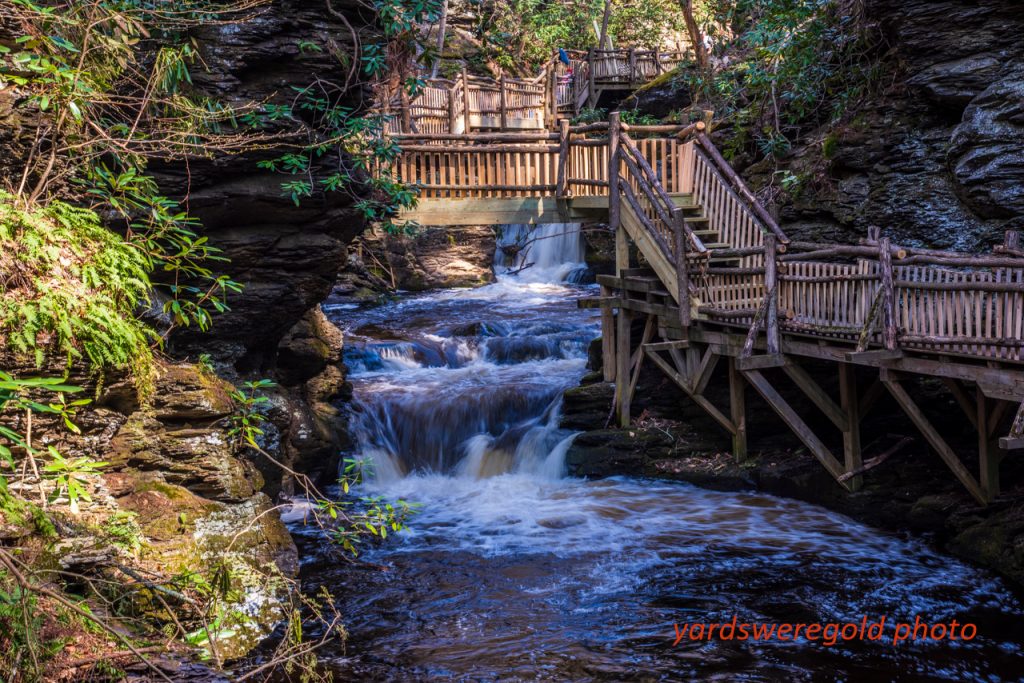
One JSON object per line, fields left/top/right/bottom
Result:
{"left": 643, "top": 340, "right": 691, "bottom": 352}
{"left": 845, "top": 349, "right": 903, "bottom": 363}
{"left": 882, "top": 376, "right": 988, "bottom": 504}
{"left": 743, "top": 369, "right": 849, "bottom": 483}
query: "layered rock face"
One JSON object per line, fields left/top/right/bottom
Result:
{"left": 782, "top": 0, "right": 1024, "bottom": 250}
{"left": 156, "top": 0, "right": 371, "bottom": 368}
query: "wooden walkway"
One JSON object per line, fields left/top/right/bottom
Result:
{"left": 384, "top": 114, "right": 1024, "bottom": 505}
{"left": 383, "top": 48, "right": 687, "bottom": 134}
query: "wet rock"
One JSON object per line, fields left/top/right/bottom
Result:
{"left": 949, "top": 72, "right": 1024, "bottom": 219}
{"left": 361, "top": 226, "right": 496, "bottom": 291}
{"left": 566, "top": 428, "right": 674, "bottom": 478}
{"left": 907, "top": 54, "right": 1004, "bottom": 109}
{"left": 560, "top": 381, "right": 613, "bottom": 431}
{"left": 276, "top": 307, "right": 345, "bottom": 386}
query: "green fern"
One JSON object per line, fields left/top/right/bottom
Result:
{"left": 0, "top": 192, "right": 155, "bottom": 388}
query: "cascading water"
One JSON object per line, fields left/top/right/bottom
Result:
{"left": 302, "top": 225, "right": 1024, "bottom": 681}
{"left": 340, "top": 222, "right": 596, "bottom": 481}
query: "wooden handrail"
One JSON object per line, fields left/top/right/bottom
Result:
{"left": 696, "top": 133, "right": 789, "bottom": 245}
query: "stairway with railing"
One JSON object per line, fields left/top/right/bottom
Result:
{"left": 379, "top": 111, "right": 1024, "bottom": 505}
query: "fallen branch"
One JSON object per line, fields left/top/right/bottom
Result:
{"left": 837, "top": 436, "right": 913, "bottom": 482}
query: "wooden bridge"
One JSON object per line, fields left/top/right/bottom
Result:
{"left": 385, "top": 113, "right": 1024, "bottom": 505}
{"left": 384, "top": 48, "right": 687, "bottom": 134}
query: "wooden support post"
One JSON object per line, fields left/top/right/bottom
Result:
{"left": 673, "top": 207, "right": 690, "bottom": 328}
{"left": 556, "top": 118, "right": 570, "bottom": 200}
{"left": 839, "top": 363, "right": 863, "bottom": 491}
{"left": 447, "top": 87, "right": 457, "bottom": 134}
{"left": 461, "top": 68, "right": 471, "bottom": 133}
{"left": 628, "top": 48, "right": 637, "bottom": 83}
{"left": 601, "top": 284, "right": 616, "bottom": 382}
{"left": 587, "top": 48, "right": 596, "bottom": 107}
{"left": 400, "top": 88, "right": 412, "bottom": 133}
{"left": 608, "top": 111, "right": 621, "bottom": 232}
{"left": 616, "top": 308, "right": 633, "bottom": 427}
{"left": 882, "top": 373, "right": 987, "bottom": 504}
{"left": 764, "top": 234, "right": 780, "bottom": 355}
{"left": 615, "top": 225, "right": 630, "bottom": 277}
{"left": 879, "top": 236, "right": 898, "bottom": 352}
{"left": 499, "top": 70, "right": 508, "bottom": 130}
{"left": 728, "top": 357, "right": 748, "bottom": 462}
{"left": 978, "top": 386, "right": 1001, "bottom": 500}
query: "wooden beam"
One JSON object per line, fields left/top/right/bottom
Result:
{"left": 692, "top": 346, "right": 720, "bottom": 395}
{"left": 783, "top": 362, "right": 848, "bottom": 431}
{"left": 882, "top": 376, "right": 987, "bottom": 505}
{"left": 735, "top": 354, "right": 788, "bottom": 371}
{"left": 729, "top": 356, "right": 748, "bottom": 462}
{"left": 845, "top": 349, "right": 903, "bottom": 363}
{"left": 978, "top": 386, "right": 1001, "bottom": 500}
{"left": 839, "top": 363, "right": 863, "bottom": 491}
{"left": 743, "top": 369, "right": 849, "bottom": 485}
{"left": 646, "top": 349, "right": 736, "bottom": 435}
{"left": 644, "top": 340, "right": 691, "bottom": 352}
{"left": 600, "top": 284, "right": 615, "bottom": 382}
{"left": 616, "top": 308, "right": 632, "bottom": 428}
{"left": 615, "top": 224, "right": 630, "bottom": 277}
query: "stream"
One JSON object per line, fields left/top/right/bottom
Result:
{"left": 292, "top": 224, "right": 1024, "bottom": 681}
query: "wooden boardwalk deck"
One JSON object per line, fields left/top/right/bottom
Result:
{"left": 383, "top": 113, "right": 1024, "bottom": 505}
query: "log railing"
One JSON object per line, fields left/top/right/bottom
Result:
{"left": 717, "top": 231, "right": 1024, "bottom": 363}
{"left": 390, "top": 123, "right": 698, "bottom": 201}
{"left": 385, "top": 114, "right": 1024, "bottom": 364}
{"left": 384, "top": 46, "right": 691, "bottom": 134}
{"left": 587, "top": 48, "right": 687, "bottom": 85}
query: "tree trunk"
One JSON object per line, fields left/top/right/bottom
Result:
{"left": 430, "top": 0, "right": 448, "bottom": 79}
{"left": 679, "top": 0, "right": 709, "bottom": 70}
{"left": 598, "top": 0, "right": 613, "bottom": 49}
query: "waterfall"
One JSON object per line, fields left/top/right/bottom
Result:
{"left": 338, "top": 221, "right": 599, "bottom": 484}
{"left": 495, "top": 223, "right": 588, "bottom": 283}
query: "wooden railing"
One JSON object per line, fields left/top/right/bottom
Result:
{"left": 587, "top": 48, "right": 686, "bottom": 85}
{"left": 389, "top": 122, "right": 698, "bottom": 201}
{"left": 384, "top": 112, "right": 1024, "bottom": 365}
{"left": 383, "top": 46, "right": 691, "bottom": 134}
{"left": 714, "top": 230, "right": 1024, "bottom": 364}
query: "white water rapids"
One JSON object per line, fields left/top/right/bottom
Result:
{"left": 299, "top": 223, "right": 1024, "bottom": 681}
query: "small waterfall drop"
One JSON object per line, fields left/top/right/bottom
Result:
{"left": 495, "top": 223, "right": 588, "bottom": 283}
{"left": 338, "top": 222, "right": 599, "bottom": 483}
